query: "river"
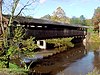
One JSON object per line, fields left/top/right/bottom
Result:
{"left": 30, "top": 43, "right": 100, "bottom": 75}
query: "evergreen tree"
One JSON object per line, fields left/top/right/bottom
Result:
{"left": 70, "top": 16, "right": 80, "bottom": 25}
{"left": 71, "top": 15, "right": 87, "bottom": 26}
{"left": 80, "top": 15, "right": 86, "bottom": 25}
{"left": 41, "top": 14, "right": 51, "bottom": 20}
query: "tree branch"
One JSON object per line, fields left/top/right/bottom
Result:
{"left": 15, "top": 0, "right": 35, "bottom": 18}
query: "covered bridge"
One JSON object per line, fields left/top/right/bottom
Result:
{"left": 3, "top": 15, "right": 87, "bottom": 40}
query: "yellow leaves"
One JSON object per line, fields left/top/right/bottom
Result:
{"left": 7, "top": 46, "right": 17, "bottom": 56}
{"left": 0, "top": 40, "right": 3, "bottom": 47}
{"left": 13, "top": 27, "right": 25, "bottom": 43}
{"left": 92, "top": 7, "right": 100, "bottom": 30}
{"left": 46, "top": 38, "right": 74, "bottom": 48}
{"left": 21, "top": 37, "right": 38, "bottom": 52}
{"left": 89, "top": 33, "right": 100, "bottom": 42}
{"left": 22, "top": 48, "right": 27, "bottom": 51}
{"left": 51, "top": 16, "right": 70, "bottom": 24}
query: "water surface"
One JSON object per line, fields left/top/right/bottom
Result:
{"left": 30, "top": 43, "right": 100, "bottom": 75}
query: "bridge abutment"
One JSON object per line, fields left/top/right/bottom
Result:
{"left": 37, "top": 40, "right": 46, "bottom": 49}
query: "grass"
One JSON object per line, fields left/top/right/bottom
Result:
{"left": 0, "top": 62, "right": 28, "bottom": 75}
{"left": 86, "top": 68, "right": 100, "bottom": 75}
{"left": 0, "top": 68, "right": 28, "bottom": 75}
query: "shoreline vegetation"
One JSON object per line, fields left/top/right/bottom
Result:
{"left": 0, "top": 27, "right": 100, "bottom": 75}
{"left": 0, "top": 31, "right": 100, "bottom": 75}
{"left": 86, "top": 68, "right": 100, "bottom": 75}
{"left": 0, "top": 37, "right": 74, "bottom": 75}
{"left": 46, "top": 38, "right": 74, "bottom": 48}
{"left": 85, "top": 31, "right": 100, "bottom": 75}
{"left": 85, "top": 28, "right": 100, "bottom": 43}
{"left": 87, "top": 33, "right": 100, "bottom": 43}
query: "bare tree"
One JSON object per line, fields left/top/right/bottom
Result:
{"left": 1, "top": 0, "right": 38, "bottom": 68}
{"left": 3, "top": 0, "right": 37, "bottom": 17}
{"left": 0, "top": 0, "right": 4, "bottom": 34}
{"left": 1, "top": 0, "right": 38, "bottom": 47}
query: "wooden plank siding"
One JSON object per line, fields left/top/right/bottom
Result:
{"left": 24, "top": 28, "right": 85, "bottom": 40}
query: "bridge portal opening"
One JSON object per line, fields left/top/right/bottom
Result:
{"left": 37, "top": 40, "right": 46, "bottom": 49}
{"left": 40, "top": 41, "right": 44, "bottom": 46}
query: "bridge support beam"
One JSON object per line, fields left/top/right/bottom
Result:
{"left": 37, "top": 40, "right": 46, "bottom": 49}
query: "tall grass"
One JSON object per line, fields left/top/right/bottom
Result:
{"left": 86, "top": 68, "right": 100, "bottom": 75}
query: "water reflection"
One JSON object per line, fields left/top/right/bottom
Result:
{"left": 30, "top": 43, "right": 100, "bottom": 75}
{"left": 86, "top": 42, "right": 100, "bottom": 71}
{"left": 57, "top": 52, "right": 94, "bottom": 75}
{"left": 30, "top": 43, "right": 87, "bottom": 75}
{"left": 93, "top": 50, "right": 100, "bottom": 70}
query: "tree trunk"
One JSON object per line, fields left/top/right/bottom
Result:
{"left": 99, "top": 23, "right": 100, "bottom": 37}
{"left": 6, "top": 55, "right": 10, "bottom": 68}
{"left": 0, "top": 0, "right": 5, "bottom": 34}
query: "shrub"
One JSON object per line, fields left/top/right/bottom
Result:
{"left": 46, "top": 38, "right": 74, "bottom": 48}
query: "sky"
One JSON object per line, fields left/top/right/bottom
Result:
{"left": 3, "top": 0, "right": 100, "bottom": 19}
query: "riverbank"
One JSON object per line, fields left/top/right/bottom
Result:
{"left": 0, "top": 37, "right": 74, "bottom": 75}
{"left": 29, "top": 43, "right": 87, "bottom": 75}
{"left": 30, "top": 43, "right": 100, "bottom": 75}
{"left": 35, "top": 43, "right": 82, "bottom": 58}
{"left": 23, "top": 46, "right": 70, "bottom": 64}
{"left": 25, "top": 38, "right": 81, "bottom": 65}
{"left": 86, "top": 32, "right": 100, "bottom": 43}
{"left": 83, "top": 32, "right": 100, "bottom": 51}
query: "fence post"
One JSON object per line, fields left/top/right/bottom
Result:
{"left": 99, "top": 23, "right": 100, "bottom": 37}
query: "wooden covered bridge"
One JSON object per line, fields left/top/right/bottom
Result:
{"left": 3, "top": 15, "right": 87, "bottom": 49}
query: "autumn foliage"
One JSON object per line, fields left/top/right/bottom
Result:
{"left": 92, "top": 7, "right": 100, "bottom": 30}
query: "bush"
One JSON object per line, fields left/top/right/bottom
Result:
{"left": 46, "top": 38, "right": 74, "bottom": 48}
{"left": 89, "top": 33, "right": 100, "bottom": 42}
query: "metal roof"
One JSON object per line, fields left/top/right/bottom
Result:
{"left": 3, "top": 15, "right": 87, "bottom": 28}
